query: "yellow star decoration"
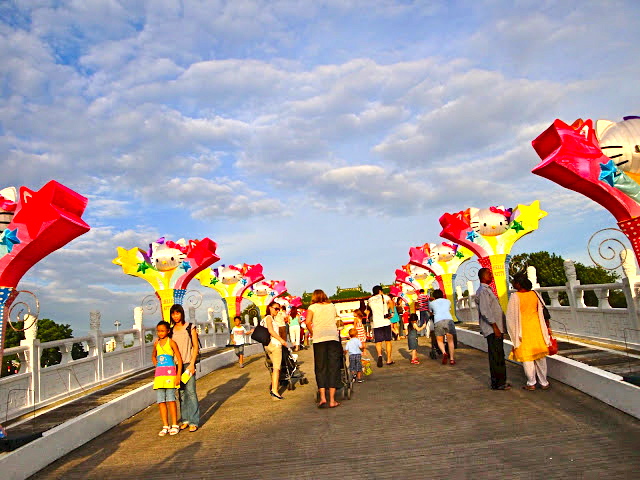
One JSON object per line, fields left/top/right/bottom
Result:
{"left": 481, "top": 200, "right": 547, "bottom": 255}
{"left": 112, "top": 246, "right": 168, "bottom": 290}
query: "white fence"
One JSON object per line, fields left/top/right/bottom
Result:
{"left": 455, "top": 260, "right": 640, "bottom": 350}
{"left": 0, "top": 309, "right": 258, "bottom": 424}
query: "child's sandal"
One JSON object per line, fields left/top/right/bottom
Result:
{"left": 158, "top": 426, "right": 170, "bottom": 436}
{"left": 168, "top": 425, "right": 180, "bottom": 435}
{"left": 179, "top": 423, "right": 189, "bottom": 430}
{"left": 189, "top": 425, "right": 198, "bottom": 432}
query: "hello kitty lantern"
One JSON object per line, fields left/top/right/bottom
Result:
{"left": 0, "top": 181, "right": 90, "bottom": 368}
{"left": 243, "top": 279, "right": 288, "bottom": 316}
{"left": 408, "top": 242, "right": 473, "bottom": 322}
{"left": 394, "top": 263, "right": 436, "bottom": 297}
{"left": 196, "top": 263, "right": 265, "bottom": 321}
{"left": 532, "top": 116, "right": 640, "bottom": 264}
{"left": 113, "top": 236, "right": 220, "bottom": 322}
{"left": 439, "top": 202, "right": 547, "bottom": 311}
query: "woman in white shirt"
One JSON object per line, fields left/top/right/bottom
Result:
{"left": 306, "top": 289, "right": 342, "bottom": 408}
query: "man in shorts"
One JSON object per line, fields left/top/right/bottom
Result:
{"left": 366, "top": 285, "right": 395, "bottom": 367}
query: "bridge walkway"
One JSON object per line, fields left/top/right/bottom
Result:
{"left": 29, "top": 340, "right": 640, "bottom": 479}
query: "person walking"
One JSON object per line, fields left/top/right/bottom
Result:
{"left": 289, "top": 306, "right": 301, "bottom": 352}
{"left": 306, "top": 289, "right": 342, "bottom": 408}
{"left": 475, "top": 268, "right": 511, "bottom": 390}
{"left": 407, "top": 313, "right": 426, "bottom": 364}
{"left": 506, "top": 274, "right": 552, "bottom": 391}
{"left": 170, "top": 304, "right": 200, "bottom": 432}
{"left": 430, "top": 289, "right": 457, "bottom": 365}
{"left": 416, "top": 289, "right": 430, "bottom": 336}
{"left": 366, "top": 285, "right": 395, "bottom": 367}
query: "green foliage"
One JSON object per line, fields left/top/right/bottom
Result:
{"left": 508, "top": 251, "right": 625, "bottom": 308}
{"left": 2, "top": 318, "right": 88, "bottom": 376}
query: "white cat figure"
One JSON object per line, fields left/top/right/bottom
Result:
{"left": 255, "top": 282, "right": 270, "bottom": 296}
{"left": 596, "top": 117, "right": 640, "bottom": 175}
{"left": 151, "top": 242, "right": 186, "bottom": 272}
{"left": 433, "top": 243, "right": 456, "bottom": 262}
{"left": 220, "top": 265, "right": 243, "bottom": 285}
{"left": 469, "top": 207, "right": 510, "bottom": 236}
{"left": 0, "top": 186, "right": 18, "bottom": 233}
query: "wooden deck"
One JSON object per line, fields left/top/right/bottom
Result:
{"left": 28, "top": 339, "right": 640, "bottom": 480}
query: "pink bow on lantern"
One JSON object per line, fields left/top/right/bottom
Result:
{"left": 489, "top": 206, "right": 510, "bottom": 217}
{"left": 0, "top": 195, "right": 17, "bottom": 212}
{"left": 441, "top": 242, "right": 458, "bottom": 253}
{"left": 165, "top": 240, "right": 189, "bottom": 254}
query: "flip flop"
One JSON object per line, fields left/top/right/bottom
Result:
{"left": 329, "top": 402, "right": 341, "bottom": 408}
{"left": 522, "top": 385, "right": 536, "bottom": 391}
{"left": 317, "top": 402, "right": 328, "bottom": 409}
{"left": 386, "top": 361, "right": 395, "bottom": 365}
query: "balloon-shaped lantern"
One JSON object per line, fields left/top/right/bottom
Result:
{"left": 439, "top": 202, "right": 547, "bottom": 311}
{"left": 0, "top": 181, "right": 90, "bottom": 367}
{"left": 532, "top": 116, "right": 640, "bottom": 263}
{"left": 243, "top": 279, "right": 288, "bottom": 316}
{"left": 196, "top": 263, "right": 264, "bottom": 320}
{"left": 113, "top": 237, "right": 220, "bottom": 322}
{"left": 408, "top": 242, "right": 473, "bottom": 321}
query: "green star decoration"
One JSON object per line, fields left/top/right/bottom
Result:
{"left": 137, "top": 262, "right": 151, "bottom": 274}
{"left": 210, "top": 277, "right": 219, "bottom": 285}
{"left": 247, "top": 291, "right": 254, "bottom": 297}
{"left": 455, "top": 251, "right": 465, "bottom": 259}
{"left": 510, "top": 220, "right": 524, "bottom": 233}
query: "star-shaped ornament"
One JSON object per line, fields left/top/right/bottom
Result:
{"left": 407, "top": 277, "right": 414, "bottom": 283}
{"left": 180, "top": 261, "right": 192, "bottom": 272}
{"left": 0, "top": 228, "right": 20, "bottom": 253}
{"left": 426, "top": 258, "right": 434, "bottom": 265}
{"left": 210, "top": 277, "right": 219, "bottom": 285}
{"left": 137, "top": 262, "right": 151, "bottom": 274}
{"left": 455, "top": 250, "right": 465, "bottom": 259}
{"left": 466, "top": 230, "right": 479, "bottom": 242}
{"left": 247, "top": 291, "right": 253, "bottom": 297}
{"left": 599, "top": 159, "right": 618, "bottom": 187}
{"left": 510, "top": 220, "right": 524, "bottom": 233}
{"left": 241, "top": 278, "right": 248, "bottom": 286}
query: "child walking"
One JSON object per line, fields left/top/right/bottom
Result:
{"left": 230, "top": 315, "right": 254, "bottom": 368}
{"left": 407, "top": 313, "right": 426, "bottom": 364}
{"left": 152, "top": 320, "right": 183, "bottom": 436}
{"left": 431, "top": 289, "right": 457, "bottom": 365}
{"left": 344, "top": 328, "right": 365, "bottom": 383}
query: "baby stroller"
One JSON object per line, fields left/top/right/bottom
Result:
{"left": 265, "top": 344, "right": 309, "bottom": 391}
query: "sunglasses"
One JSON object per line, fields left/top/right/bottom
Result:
{"left": 271, "top": 306, "right": 281, "bottom": 311}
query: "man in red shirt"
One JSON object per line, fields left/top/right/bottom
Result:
{"left": 416, "top": 289, "right": 430, "bottom": 336}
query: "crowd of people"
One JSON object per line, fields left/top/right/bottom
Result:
{"left": 151, "top": 271, "right": 554, "bottom": 432}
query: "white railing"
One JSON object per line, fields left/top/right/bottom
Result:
{"left": 0, "top": 316, "right": 255, "bottom": 424}
{"left": 455, "top": 260, "right": 640, "bottom": 351}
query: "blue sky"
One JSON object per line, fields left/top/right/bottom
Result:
{"left": 1, "top": 0, "right": 639, "bottom": 335}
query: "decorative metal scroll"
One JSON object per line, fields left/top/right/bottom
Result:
{"left": 587, "top": 228, "right": 630, "bottom": 270}
{"left": 7, "top": 289, "right": 39, "bottom": 332}
{"left": 183, "top": 290, "right": 203, "bottom": 310}
{"left": 141, "top": 294, "right": 160, "bottom": 316}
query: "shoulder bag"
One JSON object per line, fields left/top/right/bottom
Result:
{"left": 251, "top": 318, "right": 272, "bottom": 346}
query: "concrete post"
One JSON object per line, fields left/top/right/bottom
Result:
{"left": 527, "top": 266, "right": 540, "bottom": 289}
{"left": 20, "top": 315, "right": 39, "bottom": 406}
{"left": 89, "top": 311, "right": 104, "bottom": 382}
{"left": 620, "top": 248, "right": 640, "bottom": 331}
{"left": 133, "top": 307, "right": 145, "bottom": 368}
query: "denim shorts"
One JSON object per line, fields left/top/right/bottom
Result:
{"left": 234, "top": 344, "right": 245, "bottom": 357}
{"left": 348, "top": 354, "right": 362, "bottom": 374}
{"left": 156, "top": 387, "right": 177, "bottom": 403}
{"left": 434, "top": 320, "right": 456, "bottom": 337}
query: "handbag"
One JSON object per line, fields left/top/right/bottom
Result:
{"left": 534, "top": 291, "right": 551, "bottom": 324}
{"left": 382, "top": 294, "right": 392, "bottom": 319}
{"left": 548, "top": 328, "right": 558, "bottom": 355}
{"left": 251, "top": 322, "right": 271, "bottom": 346}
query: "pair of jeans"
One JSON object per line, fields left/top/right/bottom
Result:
{"left": 418, "top": 310, "right": 429, "bottom": 335}
{"left": 486, "top": 334, "right": 507, "bottom": 389}
{"left": 179, "top": 363, "right": 200, "bottom": 426}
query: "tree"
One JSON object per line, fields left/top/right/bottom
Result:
{"left": 508, "top": 251, "right": 625, "bottom": 307}
{"left": 2, "top": 318, "right": 88, "bottom": 376}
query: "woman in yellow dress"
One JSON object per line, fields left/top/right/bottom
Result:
{"left": 506, "top": 274, "right": 551, "bottom": 391}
